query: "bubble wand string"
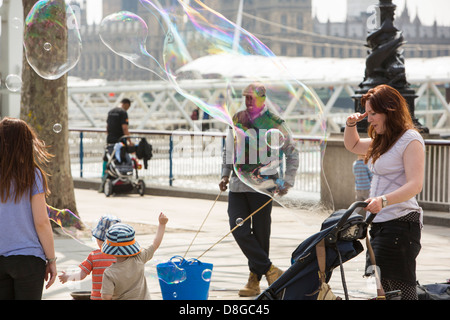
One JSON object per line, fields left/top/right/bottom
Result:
{"left": 183, "top": 190, "right": 223, "bottom": 259}
{"left": 196, "top": 197, "right": 273, "bottom": 260}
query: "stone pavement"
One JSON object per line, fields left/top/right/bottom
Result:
{"left": 42, "top": 187, "right": 450, "bottom": 300}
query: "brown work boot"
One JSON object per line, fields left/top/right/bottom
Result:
{"left": 238, "top": 272, "right": 260, "bottom": 297}
{"left": 265, "top": 264, "right": 283, "bottom": 286}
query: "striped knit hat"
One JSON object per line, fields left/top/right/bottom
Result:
{"left": 102, "top": 223, "right": 141, "bottom": 257}
{"left": 92, "top": 215, "right": 121, "bottom": 241}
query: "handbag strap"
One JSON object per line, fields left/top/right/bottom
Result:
{"left": 366, "top": 237, "right": 386, "bottom": 299}
{"left": 316, "top": 239, "right": 326, "bottom": 282}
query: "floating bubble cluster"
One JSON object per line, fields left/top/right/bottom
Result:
{"left": 117, "top": 0, "right": 328, "bottom": 210}
{"left": 21, "top": 0, "right": 330, "bottom": 212}
{"left": 23, "top": 0, "right": 82, "bottom": 80}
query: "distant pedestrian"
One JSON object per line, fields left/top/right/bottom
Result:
{"left": 0, "top": 117, "right": 57, "bottom": 299}
{"left": 352, "top": 154, "right": 373, "bottom": 217}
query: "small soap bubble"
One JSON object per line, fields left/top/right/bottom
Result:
{"left": 43, "top": 42, "right": 52, "bottom": 51}
{"left": 235, "top": 217, "right": 244, "bottom": 227}
{"left": 265, "top": 128, "right": 287, "bottom": 150}
{"left": 11, "top": 17, "right": 23, "bottom": 30}
{"left": 53, "top": 123, "right": 62, "bottom": 133}
{"left": 5, "top": 74, "right": 22, "bottom": 92}
{"left": 173, "top": 292, "right": 177, "bottom": 299}
{"left": 201, "top": 269, "right": 212, "bottom": 282}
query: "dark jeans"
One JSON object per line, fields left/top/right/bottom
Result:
{"left": 0, "top": 255, "right": 46, "bottom": 300}
{"left": 366, "top": 219, "right": 421, "bottom": 286}
{"left": 228, "top": 191, "right": 273, "bottom": 278}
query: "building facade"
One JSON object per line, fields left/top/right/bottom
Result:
{"left": 69, "top": 0, "right": 450, "bottom": 81}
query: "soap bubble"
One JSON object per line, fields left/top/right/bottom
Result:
{"left": 52, "top": 123, "right": 62, "bottom": 133}
{"left": 47, "top": 205, "right": 86, "bottom": 243}
{"left": 201, "top": 269, "right": 212, "bottom": 282}
{"left": 23, "top": 0, "right": 82, "bottom": 80}
{"left": 235, "top": 217, "right": 244, "bottom": 227}
{"left": 98, "top": 1, "right": 330, "bottom": 211}
{"left": 157, "top": 260, "right": 187, "bottom": 284}
{"left": 99, "top": 11, "right": 167, "bottom": 81}
{"left": 43, "top": 42, "right": 52, "bottom": 51}
{"left": 11, "top": 17, "right": 23, "bottom": 31}
{"left": 5, "top": 74, "right": 22, "bottom": 92}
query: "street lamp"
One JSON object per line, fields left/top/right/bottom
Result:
{"left": 352, "top": 0, "right": 428, "bottom": 133}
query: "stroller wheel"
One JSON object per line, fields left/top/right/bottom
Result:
{"left": 104, "top": 179, "right": 113, "bottom": 197}
{"left": 137, "top": 179, "right": 145, "bottom": 196}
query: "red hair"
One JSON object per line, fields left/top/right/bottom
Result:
{"left": 361, "top": 84, "right": 416, "bottom": 163}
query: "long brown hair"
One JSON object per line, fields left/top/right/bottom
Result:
{"left": 361, "top": 84, "right": 416, "bottom": 163}
{"left": 0, "top": 118, "right": 52, "bottom": 203}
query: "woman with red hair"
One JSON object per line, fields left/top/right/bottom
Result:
{"left": 344, "top": 84, "right": 425, "bottom": 300}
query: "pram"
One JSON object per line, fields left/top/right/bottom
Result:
{"left": 256, "top": 201, "right": 401, "bottom": 300}
{"left": 102, "top": 136, "right": 151, "bottom": 197}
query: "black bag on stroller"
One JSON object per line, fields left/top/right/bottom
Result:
{"left": 257, "top": 202, "right": 375, "bottom": 300}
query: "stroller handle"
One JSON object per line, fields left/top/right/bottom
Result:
{"left": 344, "top": 201, "right": 376, "bottom": 225}
{"left": 327, "top": 201, "right": 376, "bottom": 244}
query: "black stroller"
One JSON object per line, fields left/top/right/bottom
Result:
{"left": 102, "top": 136, "right": 152, "bottom": 197}
{"left": 256, "top": 201, "right": 400, "bottom": 300}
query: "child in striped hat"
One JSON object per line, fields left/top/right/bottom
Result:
{"left": 101, "top": 213, "right": 168, "bottom": 300}
{"left": 58, "top": 215, "right": 120, "bottom": 300}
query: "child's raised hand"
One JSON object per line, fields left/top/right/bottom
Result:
{"left": 158, "top": 212, "right": 168, "bottom": 225}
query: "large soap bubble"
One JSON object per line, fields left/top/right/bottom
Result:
{"left": 102, "top": 0, "right": 330, "bottom": 211}
{"left": 99, "top": 11, "right": 167, "bottom": 81}
{"left": 23, "top": 0, "right": 82, "bottom": 80}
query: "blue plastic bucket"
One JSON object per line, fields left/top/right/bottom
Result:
{"left": 156, "top": 256, "right": 213, "bottom": 300}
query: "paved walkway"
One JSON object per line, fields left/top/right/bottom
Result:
{"left": 42, "top": 188, "right": 450, "bottom": 300}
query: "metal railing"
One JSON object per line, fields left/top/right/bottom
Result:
{"left": 69, "top": 128, "right": 450, "bottom": 209}
{"left": 69, "top": 128, "right": 323, "bottom": 197}
{"left": 419, "top": 139, "right": 450, "bottom": 210}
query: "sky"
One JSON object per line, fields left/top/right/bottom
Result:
{"left": 312, "top": 0, "right": 450, "bottom": 26}
{"left": 85, "top": 0, "right": 450, "bottom": 27}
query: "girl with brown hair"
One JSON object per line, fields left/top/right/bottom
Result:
{"left": 0, "top": 117, "right": 57, "bottom": 299}
{"left": 344, "top": 84, "right": 425, "bottom": 300}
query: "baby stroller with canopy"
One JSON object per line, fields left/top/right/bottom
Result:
{"left": 102, "top": 136, "right": 152, "bottom": 197}
{"left": 256, "top": 201, "right": 400, "bottom": 300}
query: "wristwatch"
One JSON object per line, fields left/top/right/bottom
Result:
{"left": 46, "top": 257, "right": 57, "bottom": 264}
{"left": 381, "top": 195, "right": 388, "bottom": 208}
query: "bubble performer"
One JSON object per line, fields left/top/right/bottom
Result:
{"left": 219, "top": 83, "right": 299, "bottom": 297}
{"left": 0, "top": 117, "right": 57, "bottom": 299}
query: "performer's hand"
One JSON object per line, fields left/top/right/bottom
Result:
{"left": 276, "top": 182, "right": 292, "bottom": 196}
{"left": 219, "top": 176, "right": 229, "bottom": 191}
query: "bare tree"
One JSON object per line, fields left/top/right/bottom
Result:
{"left": 20, "top": 0, "right": 78, "bottom": 215}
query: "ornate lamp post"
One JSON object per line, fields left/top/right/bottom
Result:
{"left": 352, "top": 0, "right": 428, "bottom": 133}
